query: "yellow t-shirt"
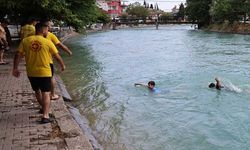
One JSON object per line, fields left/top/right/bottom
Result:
{"left": 46, "top": 32, "right": 60, "bottom": 45}
{"left": 46, "top": 32, "right": 61, "bottom": 64}
{"left": 18, "top": 35, "right": 58, "bottom": 77}
{"left": 20, "top": 24, "right": 35, "bottom": 40}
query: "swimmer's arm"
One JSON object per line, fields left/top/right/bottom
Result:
{"left": 215, "top": 77, "right": 223, "bottom": 90}
{"left": 216, "top": 85, "right": 224, "bottom": 90}
{"left": 134, "top": 83, "right": 147, "bottom": 87}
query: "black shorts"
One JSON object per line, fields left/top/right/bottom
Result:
{"left": 50, "top": 64, "right": 54, "bottom": 76}
{"left": 0, "top": 38, "right": 6, "bottom": 50}
{"left": 0, "top": 43, "right": 5, "bottom": 51}
{"left": 28, "top": 77, "right": 52, "bottom": 92}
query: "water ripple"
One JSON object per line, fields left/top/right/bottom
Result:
{"left": 63, "top": 25, "right": 250, "bottom": 150}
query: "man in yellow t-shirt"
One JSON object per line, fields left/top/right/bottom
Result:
{"left": 13, "top": 23, "right": 65, "bottom": 124}
{"left": 44, "top": 20, "right": 72, "bottom": 56}
{"left": 46, "top": 31, "right": 72, "bottom": 55}
{"left": 42, "top": 20, "right": 72, "bottom": 100}
{"left": 20, "top": 18, "right": 37, "bottom": 40}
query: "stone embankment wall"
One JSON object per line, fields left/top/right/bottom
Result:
{"left": 206, "top": 22, "right": 250, "bottom": 34}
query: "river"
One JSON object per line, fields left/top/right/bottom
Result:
{"left": 61, "top": 25, "right": 250, "bottom": 150}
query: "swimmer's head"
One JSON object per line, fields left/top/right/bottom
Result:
{"left": 209, "top": 83, "right": 215, "bottom": 88}
{"left": 148, "top": 81, "right": 155, "bottom": 89}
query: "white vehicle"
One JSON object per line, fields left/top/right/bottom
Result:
{"left": 50, "top": 26, "right": 60, "bottom": 34}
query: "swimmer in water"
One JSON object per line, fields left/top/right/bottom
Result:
{"left": 135, "top": 81, "right": 157, "bottom": 91}
{"left": 209, "top": 77, "right": 224, "bottom": 90}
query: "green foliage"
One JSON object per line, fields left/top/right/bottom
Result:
{"left": 150, "top": 4, "right": 153, "bottom": 9}
{"left": 211, "top": 0, "right": 233, "bottom": 23}
{"left": 96, "top": 10, "right": 111, "bottom": 24}
{"left": 126, "top": 5, "right": 149, "bottom": 19}
{"left": 0, "top": 0, "right": 100, "bottom": 30}
{"left": 159, "top": 12, "right": 173, "bottom": 21}
{"left": 211, "top": 0, "right": 248, "bottom": 23}
{"left": 248, "top": 0, "right": 250, "bottom": 15}
{"left": 119, "top": 13, "right": 129, "bottom": 22}
{"left": 120, "top": 13, "right": 129, "bottom": 19}
{"left": 186, "top": 0, "right": 250, "bottom": 26}
{"left": 185, "top": 0, "right": 213, "bottom": 26}
{"left": 177, "top": 3, "right": 185, "bottom": 20}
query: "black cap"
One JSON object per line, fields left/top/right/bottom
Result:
{"left": 209, "top": 83, "right": 215, "bottom": 88}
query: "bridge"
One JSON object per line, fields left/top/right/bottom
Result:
{"left": 116, "top": 21, "right": 197, "bottom": 25}
{"left": 112, "top": 19, "right": 198, "bottom": 29}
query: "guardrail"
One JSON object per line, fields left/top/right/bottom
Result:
{"left": 116, "top": 21, "right": 196, "bottom": 25}
{"left": 112, "top": 19, "right": 198, "bottom": 30}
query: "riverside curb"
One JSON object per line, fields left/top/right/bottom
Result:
{"left": 52, "top": 75, "right": 94, "bottom": 150}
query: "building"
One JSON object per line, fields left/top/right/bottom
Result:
{"left": 96, "top": 0, "right": 109, "bottom": 12}
{"left": 121, "top": 1, "right": 128, "bottom": 14}
{"left": 96, "top": 0, "right": 123, "bottom": 18}
{"left": 107, "top": 0, "right": 123, "bottom": 18}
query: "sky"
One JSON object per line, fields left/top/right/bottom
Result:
{"left": 124, "top": 0, "right": 186, "bottom": 12}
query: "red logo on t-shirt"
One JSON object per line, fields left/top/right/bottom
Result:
{"left": 31, "top": 41, "right": 42, "bottom": 52}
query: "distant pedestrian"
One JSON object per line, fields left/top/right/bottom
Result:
{"left": 0, "top": 22, "right": 8, "bottom": 65}
{"left": 20, "top": 18, "right": 38, "bottom": 40}
{"left": 13, "top": 23, "right": 65, "bottom": 123}
{"left": 1, "top": 20, "right": 11, "bottom": 48}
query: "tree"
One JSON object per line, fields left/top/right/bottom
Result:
{"left": 0, "top": 0, "right": 100, "bottom": 30}
{"left": 228, "top": 0, "right": 249, "bottom": 23}
{"left": 126, "top": 5, "right": 149, "bottom": 19}
{"left": 185, "top": 0, "right": 213, "bottom": 28}
{"left": 155, "top": 3, "right": 159, "bottom": 10}
{"left": 150, "top": 4, "right": 154, "bottom": 9}
{"left": 247, "top": 0, "right": 250, "bottom": 16}
{"left": 210, "top": 0, "right": 232, "bottom": 23}
{"left": 177, "top": 3, "right": 185, "bottom": 20}
{"left": 120, "top": 13, "right": 129, "bottom": 22}
{"left": 159, "top": 12, "right": 173, "bottom": 22}
{"left": 143, "top": 0, "right": 146, "bottom": 7}
{"left": 211, "top": 0, "right": 249, "bottom": 23}
{"left": 63, "top": 0, "right": 100, "bottom": 31}
{"left": 96, "top": 10, "right": 111, "bottom": 24}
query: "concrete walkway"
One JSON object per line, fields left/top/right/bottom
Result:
{"left": 0, "top": 53, "right": 93, "bottom": 150}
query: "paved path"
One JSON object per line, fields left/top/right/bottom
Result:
{"left": 0, "top": 53, "right": 93, "bottom": 150}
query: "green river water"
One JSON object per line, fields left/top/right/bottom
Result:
{"left": 61, "top": 25, "right": 250, "bottom": 150}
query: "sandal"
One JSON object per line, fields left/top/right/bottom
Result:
{"left": 51, "top": 94, "right": 60, "bottom": 100}
{"left": 38, "top": 109, "right": 53, "bottom": 117}
{"left": 39, "top": 108, "right": 43, "bottom": 114}
{"left": 41, "top": 117, "right": 53, "bottom": 124}
{"left": 0, "top": 62, "right": 8, "bottom": 65}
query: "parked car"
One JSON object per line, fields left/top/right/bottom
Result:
{"left": 50, "top": 26, "right": 60, "bottom": 34}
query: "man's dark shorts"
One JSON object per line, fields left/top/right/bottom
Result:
{"left": 28, "top": 77, "right": 52, "bottom": 92}
{"left": 50, "top": 63, "right": 54, "bottom": 76}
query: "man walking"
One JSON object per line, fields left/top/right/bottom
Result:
{"left": 42, "top": 19, "right": 72, "bottom": 100}
{"left": 13, "top": 23, "right": 65, "bottom": 123}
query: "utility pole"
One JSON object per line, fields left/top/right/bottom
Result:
{"left": 112, "top": 18, "right": 117, "bottom": 30}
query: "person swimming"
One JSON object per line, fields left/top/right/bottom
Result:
{"left": 135, "top": 81, "right": 158, "bottom": 92}
{"left": 208, "top": 77, "right": 224, "bottom": 90}
{"left": 209, "top": 77, "right": 244, "bottom": 93}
